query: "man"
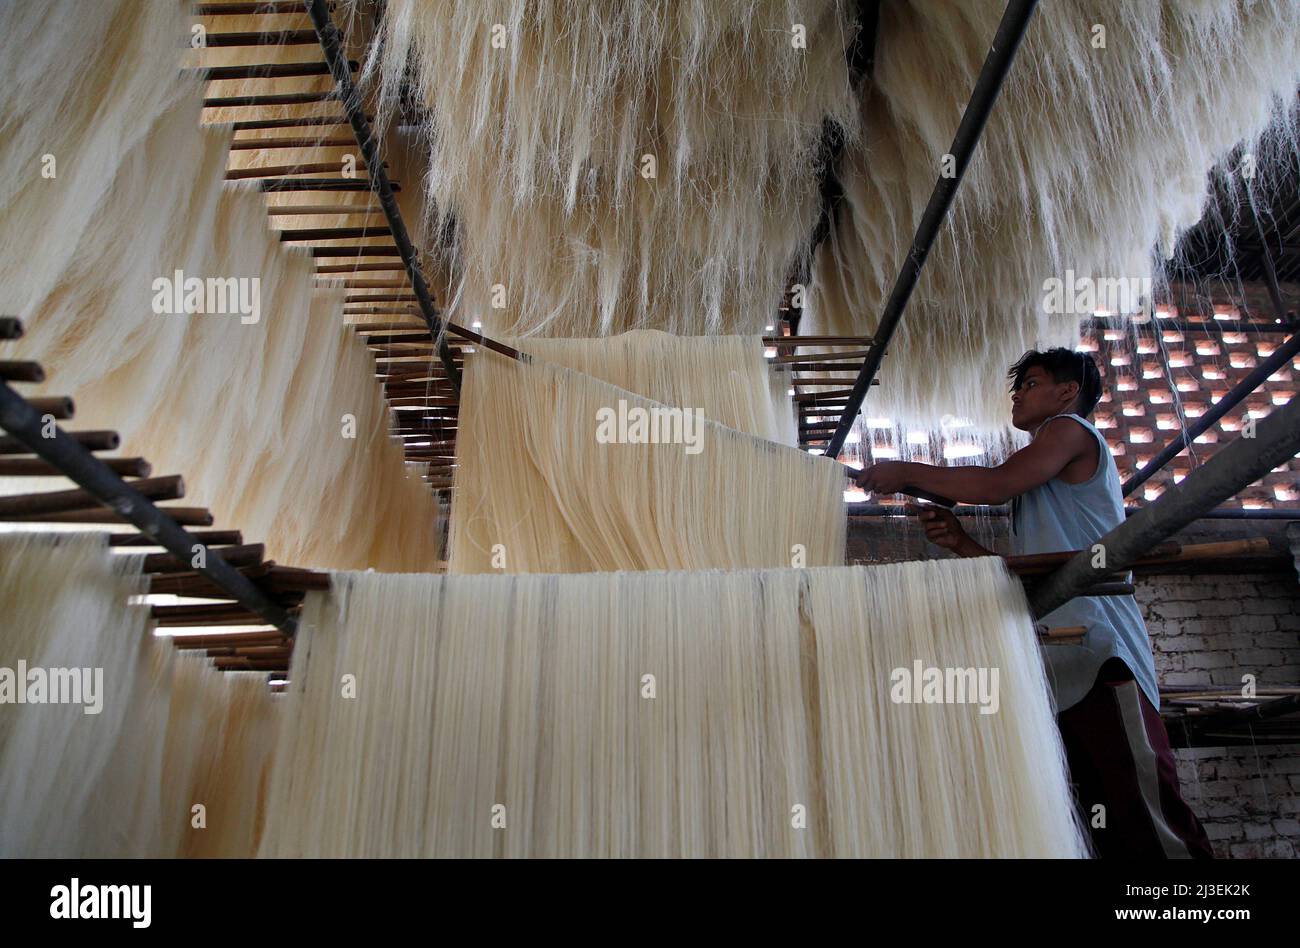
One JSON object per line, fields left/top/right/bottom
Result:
{"left": 854, "top": 347, "right": 1213, "bottom": 858}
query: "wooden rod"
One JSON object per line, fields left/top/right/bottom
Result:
{"left": 0, "top": 429, "right": 119, "bottom": 455}
{"left": 261, "top": 178, "right": 396, "bottom": 193}
{"left": 351, "top": 321, "right": 428, "bottom": 332}
{"left": 197, "top": 29, "right": 321, "bottom": 47}
{"left": 204, "top": 91, "right": 338, "bottom": 108}
{"left": 111, "top": 529, "right": 240, "bottom": 547}
{"left": 141, "top": 543, "right": 264, "bottom": 575}
{"left": 268, "top": 203, "right": 384, "bottom": 215}
{"left": 779, "top": 361, "right": 878, "bottom": 373}
{"left": 793, "top": 390, "right": 854, "bottom": 403}
{"left": 158, "top": 612, "right": 272, "bottom": 628}
{"left": 18, "top": 507, "right": 214, "bottom": 526}
{"left": 235, "top": 138, "right": 358, "bottom": 152}
{"left": 262, "top": 565, "right": 331, "bottom": 593}
{"left": 148, "top": 561, "right": 272, "bottom": 597}
{"left": 231, "top": 645, "right": 292, "bottom": 658}
{"left": 763, "top": 335, "right": 873, "bottom": 345}
{"left": 195, "top": 61, "right": 350, "bottom": 81}
{"left": 315, "top": 262, "right": 405, "bottom": 273}
{"left": 1040, "top": 625, "right": 1087, "bottom": 640}
{"left": 0, "top": 361, "right": 45, "bottom": 383}
{"left": 228, "top": 162, "right": 375, "bottom": 181}
{"left": 280, "top": 227, "right": 392, "bottom": 242}
{"left": 0, "top": 456, "right": 150, "bottom": 478}
{"left": 310, "top": 246, "right": 403, "bottom": 258}
{"left": 213, "top": 657, "right": 289, "bottom": 672}
{"left": 168, "top": 630, "right": 287, "bottom": 650}
{"left": 24, "top": 395, "right": 74, "bottom": 419}
{"left": 771, "top": 349, "right": 870, "bottom": 365}
{"left": 230, "top": 116, "right": 355, "bottom": 132}
{"left": 195, "top": 1, "right": 329, "bottom": 12}
{"left": 0, "top": 474, "right": 184, "bottom": 518}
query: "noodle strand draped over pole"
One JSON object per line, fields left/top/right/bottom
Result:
{"left": 824, "top": 0, "right": 1039, "bottom": 459}
{"left": 260, "top": 559, "right": 1089, "bottom": 858}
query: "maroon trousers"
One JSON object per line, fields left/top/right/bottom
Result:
{"left": 1057, "top": 660, "right": 1214, "bottom": 859}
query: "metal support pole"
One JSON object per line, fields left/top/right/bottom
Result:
{"left": 0, "top": 381, "right": 295, "bottom": 633}
{"left": 1027, "top": 393, "right": 1300, "bottom": 618}
{"left": 824, "top": 0, "right": 1038, "bottom": 459}
{"left": 305, "top": 0, "right": 462, "bottom": 392}
{"left": 1122, "top": 329, "right": 1300, "bottom": 497}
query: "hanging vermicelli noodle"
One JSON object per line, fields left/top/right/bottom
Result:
{"left": 807, "top": 0, "right": 1300, "bottom": 439}
{"left": 0, "top": 0, "right": 439, "bottom": 571}
{"left": 259, "top": 559, "right": 1088, "bottom": 858}
{"left": 178, "top": 671, "right": 277, "bottom": 859}
{"left": 447, "top": 352, "right": 845, "bottom": 572}
{"left": 353, "top": 0, "right": 861, "bottom": 337}
{"left": 0, "top": 534, "right": 152, "bottom": 857}
{"left": 0, "top": 533, "right": 275, "bottom": 858}
{"left": 506, "top": 330, "right": 797, "bottom": 443}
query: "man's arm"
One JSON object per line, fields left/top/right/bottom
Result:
{"left": 855, "top": 417, "right": 1095, "bottom": 505}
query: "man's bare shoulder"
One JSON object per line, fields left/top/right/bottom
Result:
{"left": 1036, "top": 415, "right": 1095, "bottom": 447}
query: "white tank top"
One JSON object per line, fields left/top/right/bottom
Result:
{"left": 1011, "top": 413, "right": 1160, "bottom": 712}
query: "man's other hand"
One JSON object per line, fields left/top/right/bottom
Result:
{"left": 907, "top": 503, "right": 983, "bottom": 556}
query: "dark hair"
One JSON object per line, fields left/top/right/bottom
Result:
{"left": 1007, "top": 348, "right": 1102, "bottom": 417}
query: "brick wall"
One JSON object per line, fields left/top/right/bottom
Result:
{"left": 1136, "top": 571, "right": 1300, "bottom": 858}
{"left": 1086, "top": 314, "right": 1300, "bottom": 510}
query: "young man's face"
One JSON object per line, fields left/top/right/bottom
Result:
{"left": 1010, "top": 366, "right": 1077, "bottom": 431}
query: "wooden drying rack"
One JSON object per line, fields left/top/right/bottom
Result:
{"left": 187, "top": 0, "right": 870, "bottom": 484}
{"left": 0, "top": 316, "right": 1281, "bottom": 681}
{"left": 1, "top": 320, "right": 307, "bottom": 674}
{"left": 6, "top": 317, "right": 1296, "bottom": 748}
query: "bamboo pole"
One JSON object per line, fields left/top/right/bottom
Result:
{"left": 0, "top": 456, "right": 150, "bottom": 477}
{"left": 0, "top": 361, "right": 45, "bottom": 383}
{"left": 205, "top": 90, "right": 338, "bottom": 109}
{"left": 167, "top": 630, "right": 287, "bottom": 650}
{"left": 0, "top": 429, "right": 118, "bottom": 454}
{"left": 148, "top": 561, "right": 273, "bottom": 597}
{"left": 15, "top": 507, "right": 213, "bottom": 526}
{"left": 278, "top": 225, "right": 391, "bottom": 241}
{"left": 770, "top": 349, "right": 870, "bottom": 365}
{"left": 141, "top": 543, "right": 264, "bottom": 575}
{"left": 200, "top": 29, "right": 321, "bottom": 48}
{"left": 111, "top": 529, "right": 239, "bottom": 547}
{"left": 0, "top": 474, "right": 184, "bottom": 517}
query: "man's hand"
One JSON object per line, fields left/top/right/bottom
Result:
{"left": 854, "top": 461, "right": 910, "bottom": 495}
{"left": 907, "top": 503, "right": 990, "bottom": 557}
